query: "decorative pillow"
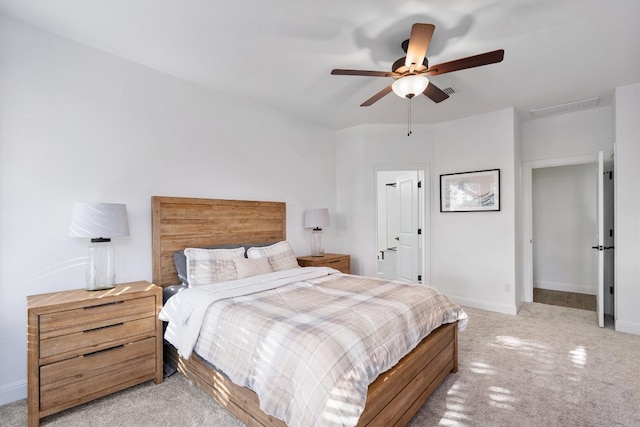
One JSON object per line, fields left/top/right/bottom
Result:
{"left": 184, "top": 247, "right": 245, "bottom": 286}
{"left": 233, "top": 257, "right": 273, "bottom": 279}
{"left": 174, "top": 244, "right": 241, "bottom": 285}
{"left": 246, "top": 240, "right": 299, "bottom": 272}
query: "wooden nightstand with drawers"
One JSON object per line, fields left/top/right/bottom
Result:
{"left": 297, "top": 253, "right": 351, "bottom": 274}
{"left": 27, "top": 281, "right": 163, "bottom": 427}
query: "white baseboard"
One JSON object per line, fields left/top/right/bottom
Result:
{"left": 615, "top": 319, "right": 640, "bottom": 336}
{"left": 0, "top": 378, "right": 27, "bottom": 406}
{"left": 534, "top": 280, "right": 596, "bottom": 295}
{"left": 448, "top": 294, "right": 518, "bottom": 316}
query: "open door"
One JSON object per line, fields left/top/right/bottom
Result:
{"left": 524, "top": 152, "right": 614, "bottom": 316}
{"left": 596, "top": 151, "right": 604, "bottom": 327}
{"left": 397, "top": 173, "right": 419, "bottom": 283}
{"left": 603, "top": 159, "right": 615, "bottom": 318}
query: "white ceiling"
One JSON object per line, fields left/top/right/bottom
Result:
{"left": 1, "top": 0, "right": 638, "bottom": 130}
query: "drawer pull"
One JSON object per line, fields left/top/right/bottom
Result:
{"left": 84, "top": 344, "right": 124, "bottom": 357}
{"left": 328, "top": 260, "right": 340, "bottom": 264}
{"left": 83, "top": 322, "right": 124, "bottom": 333}
{"left": 83, "top": 301, "right": 123, "bottom": 310}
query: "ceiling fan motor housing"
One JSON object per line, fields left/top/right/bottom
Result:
{"left": 392, "top": 57, "right": 428, "bottom": 75}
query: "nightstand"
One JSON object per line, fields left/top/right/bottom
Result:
{"left": 297, "top": 253, "right": 351, "bottom": 274}
{"left": 27, "top": 281, "right": 163, "bottom": 427}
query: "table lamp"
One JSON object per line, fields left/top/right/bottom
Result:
{"left": 69, "top": 202, "right": 129, "bottom": 290}
{"left": 304, "top": 208, "right": 330, "bottom": 257}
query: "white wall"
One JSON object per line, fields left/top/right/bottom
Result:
{"left": 431, "top": 109, "right": 517, "bottom": 314}
{"left": 521, "top": 106, "right": 613, "bottom": 161}
{"left": 532, "top": 164, "right": 598, "bottom": 295}
{"left": 614, "top": 83, "right": 640, "bottom": 335}
{"left": 513, "top": 114, "right": 525, "bottom": 309}
{"left": 337, "top": 110, "right": 518, "bottom": 315}
{"left": 0, "top": 16, "right": 336, "bottom": 404}
{"left": 335, "top": 125, "right": 367, "bottom": 272}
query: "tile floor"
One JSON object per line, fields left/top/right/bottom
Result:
{"left": 533, "top": 288, "right": 597, "bottom": 312}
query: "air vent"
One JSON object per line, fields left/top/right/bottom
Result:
{"left": 529, "top": 97, "right": 599, "bottom": 118}
{"left": 442, "top": 87, "right": 456, "bottom": 95}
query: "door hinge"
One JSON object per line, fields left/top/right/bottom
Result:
{"left": 417, "top": 228, "right": 422, "bottom": 235}
{"left": 417, "top": 181, "right": 422, "bottom": 188}
{"left": 610, "top": 286, "right": 614, "bottom": 295}
{"left": 418, "top": 275, "right": 422, "bottom": 282}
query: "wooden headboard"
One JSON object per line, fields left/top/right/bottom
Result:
{"left": 151, "top": 196, "right": 286, "bottom": 288}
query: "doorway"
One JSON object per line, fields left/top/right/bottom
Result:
{"left": 523, "top": 153, "right": 614, "bottom": 325}
{"left": 375, "top": 168, "right": 427, "bottom": 283}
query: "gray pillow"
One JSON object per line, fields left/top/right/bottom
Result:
{"left": 240, "top": 241, "right": 278, "bottom": 256}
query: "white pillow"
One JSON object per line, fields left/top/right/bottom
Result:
{"left": 246, "top": 240, "right": 299, "bottom": 271}
{"left": 184, "top": 247, "right": 245, "bottom": 286}
{"left": 233, "top": 257, "right": 273, "bottom": 279}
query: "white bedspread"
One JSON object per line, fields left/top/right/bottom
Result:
{"left": 159, "top": 267, "right": 468, "bottom": 427}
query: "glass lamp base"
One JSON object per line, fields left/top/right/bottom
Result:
{"left": 87, "top": 240, "right": 116, "bottom": 291}
{"left": 310, "top": 229, "right": 325, "bottom": 257}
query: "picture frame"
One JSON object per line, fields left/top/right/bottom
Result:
{"left": 440, "top": 169, "right": 500, "bottom": 212}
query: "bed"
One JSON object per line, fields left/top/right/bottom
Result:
{"left": 152, "top": 196, "right": 466, "bottom": 427}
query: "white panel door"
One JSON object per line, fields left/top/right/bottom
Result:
{"left": 596, "top": 151, "right": 604, "bottom": 328}
{"left": 397, "top": 173, "right": 418, "bottom": 283}
{"left": 603, "top": 159, "right": 615, "bottom": 316}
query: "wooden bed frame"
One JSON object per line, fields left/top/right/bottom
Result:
{"left": 151, "top": 196, "right": 458, "bottom": 426}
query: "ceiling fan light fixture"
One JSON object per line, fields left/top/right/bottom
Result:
{"left": 392, "top": 75, "right": 429, "bottom": 99}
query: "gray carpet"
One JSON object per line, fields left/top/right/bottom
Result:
{"left": 2, "top": 303, "right": 639, "bottom": 427}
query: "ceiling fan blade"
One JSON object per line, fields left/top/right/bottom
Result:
{"left": 361, "top": 85, "right": 393, "bottom": 107}
{"left": 405, "top": 23, "right": 435, "bottom": 71}
{"left": 423, "top": 82, "right": 449, "bottom": 103}
{"left": 331, "top": 69, "right": 399, "bottom": 77}
{"left": 427, "top": 49, "right": 505, "bottom": 76}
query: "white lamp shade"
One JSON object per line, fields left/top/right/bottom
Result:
{"left": 392, "top": 75, "right": 429, "bottom": 98}
{"left": 69, "top": 202, "right": 129, "bottom": 239}
{"left": 304, "top": 208, "right": 330, "bottom": 230}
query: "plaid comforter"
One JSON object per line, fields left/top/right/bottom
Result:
{"left": 160, "top": 267, "right": 468, "bottom": 427}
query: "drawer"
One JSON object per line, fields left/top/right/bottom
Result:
{"left": 40, "top": 316, "right": 156, "bottom": 363}
{"left": 40, "top": 296, "right": 156, "bottom": 339}
{"left": 298, "top": 255, "right": 350, "bottom": 273}
{"left": 322, "top": 258, "right": 350, "bottom": 273}
{"left": 39, "top": 337, "right": 157, "bottom": 411}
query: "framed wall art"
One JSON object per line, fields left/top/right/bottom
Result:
{"left": 440, "top": 169, "right": 500, "bottom": 212}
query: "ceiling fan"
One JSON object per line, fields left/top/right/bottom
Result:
{"left": 331, "top": 23, "right": 505, "bottom": 107}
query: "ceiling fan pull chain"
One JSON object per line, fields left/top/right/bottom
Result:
{"left": 407, "top": 97, "right": 412, "bottom": 136}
